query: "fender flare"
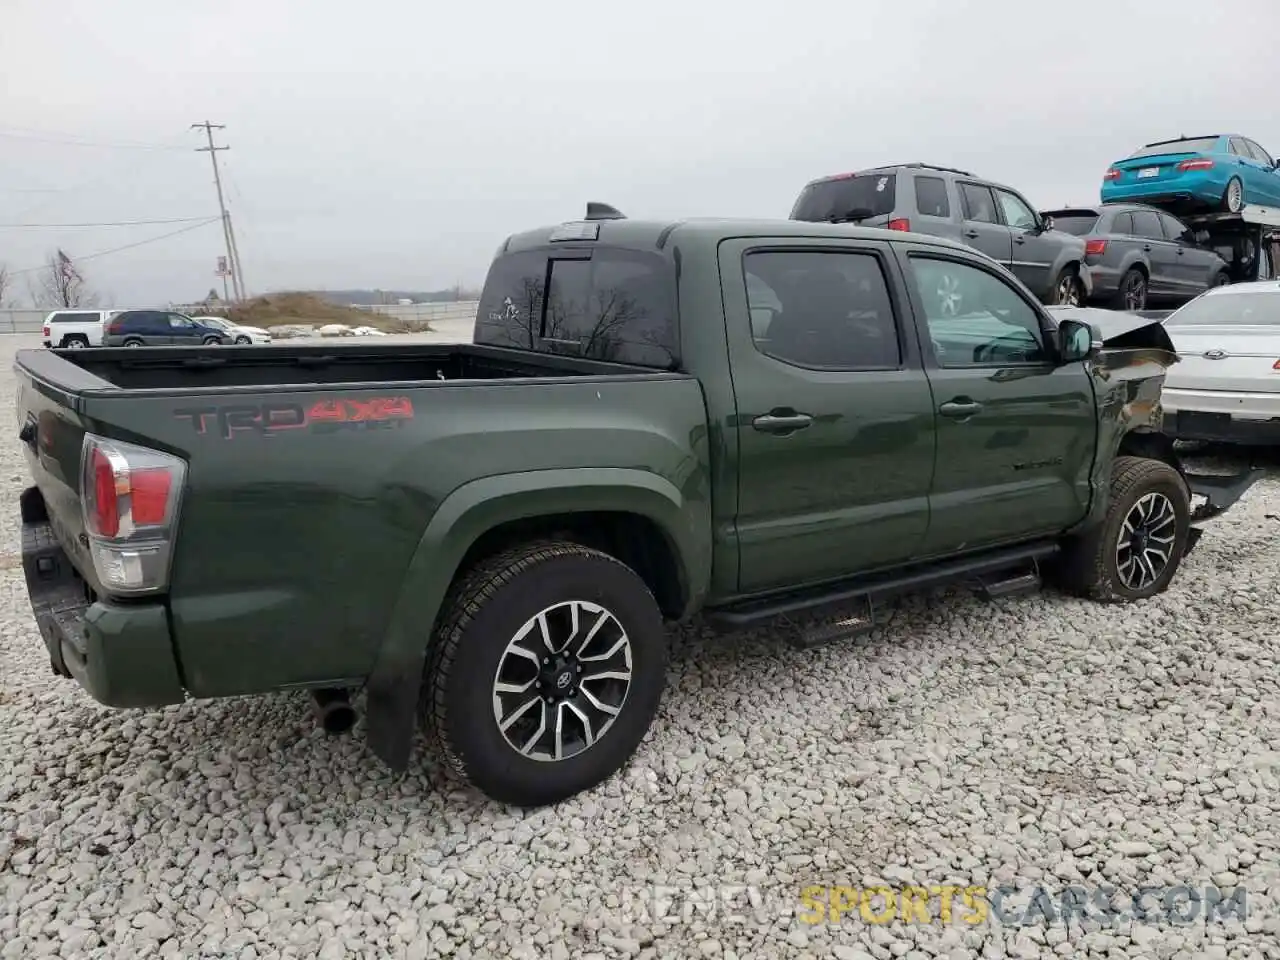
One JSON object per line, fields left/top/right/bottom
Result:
{"left": 362, "top": 467, "right": 706, "bottom": 771}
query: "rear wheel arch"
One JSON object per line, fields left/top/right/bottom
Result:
{"left": 363, "top": 469, "right": 707, "bottom": 771}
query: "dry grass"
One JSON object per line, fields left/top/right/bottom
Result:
{"left": 206, "top": 293, "right": 428, "bottom": 332}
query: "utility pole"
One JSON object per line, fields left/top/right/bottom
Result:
{"left": 192, "top": 121, "right": 244, "bottom": 301}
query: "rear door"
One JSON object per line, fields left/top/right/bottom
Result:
{"left": 1158, "top": 211, "right": 1219, "bottom": 290}
{"left": 956, "top": 182, "right": 1013, "bottom": 268}
{"left": 895, "top": 245, "right": 1096, "bottom": 557}
{"left": 719, "top": 236, "right": 936, "bottom": 594}
{"left": 1130, "top": 209, "right": 1180, "bottom": 297}
{"left": 994, "top": 186, "right": 1054, "bottom": 294}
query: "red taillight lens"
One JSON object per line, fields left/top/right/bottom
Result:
{"left": 128, "top": 468, "right": 173, "bottom": 526}
{"left": 1084, "top": 239, "right": 1108, "bottom": 256}
{"left": 1177, "top": 158, "right": 1214, "bottom": 171}
{"left": 90, "top": 446, "right": 120, "bottom": 537}
{"left": 1103, "top": 168, "right": 1121, "bottom": 181}
{"left": 1272, "top": 358, "right": 1280, "bottom": 371}
{"left": 106, "top": 321, "right": 122, "bottom": 334}
{"left": 42, "top": 325, "right": 50, "bottom": 337}
{"left": 887, "top": 217, "right": 910, "bottom": 232}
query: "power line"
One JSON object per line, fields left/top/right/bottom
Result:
{"left": 0, "top": 127, "right": 189, "bottom": 151}
{"left": 0, "top": 216, "right": 215, "bottom": 229}
{"left": 192, "top": 121, "right": 246, "bottom": 301}
{"left": 9, "top": 218, "right": 221, "bottom": 276}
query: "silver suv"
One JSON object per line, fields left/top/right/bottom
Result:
{"left": 790, "top": 163, "right": 1093, "bottom": 307}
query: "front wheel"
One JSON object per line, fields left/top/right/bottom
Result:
{"left": 1048, "top": 267, "right": 1083, "bottom": 306}
{"left": 423, "top": 540, "right": 668, "bottom": 807}
{"left": 123, "top": 339, "right": 143, "bottom": 348}
{"left": 202, "top": 336, "right": 221, "bottom": 345}
{"left": 1049, "top": 456, "right": 1191, "bottom": 602}
{"left": 235, "top": 335, "right": 252, "bottom": 344}
{"left": 1210, "top": 271, "right": 1231, "bottom": 289}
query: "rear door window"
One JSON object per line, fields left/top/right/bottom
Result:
{"left": 1131, "top": 211, "right": 1165, "bottom": 240}
{"left": 790, "top": 174, "right": 897, "bottom": 222}
{"left": 958, "top": 183, "right": 999, "bottom": 224}
{"left": 914, "top": 176, "right": 950, "bottom": 218}
{"left": 1108, "top": 212, "right": 1135, "bottom": 235}
{"left": 475, "top": 247, "right": 678, "bottom": 368}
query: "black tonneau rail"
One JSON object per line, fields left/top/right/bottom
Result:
{"left": 15, "top": 342, "right": 682, "bottom": 398}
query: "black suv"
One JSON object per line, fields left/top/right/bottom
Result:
{"left": 102, "top": 310, "right": 232, "bottom": 347}
{"left": 789, "top": 163, "right": 1093, "bottom": 307}
{"left": 1040, "top": 203, "right": 1231, "bottom": 310}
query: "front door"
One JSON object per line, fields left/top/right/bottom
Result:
{"left": 956, "top": 181, "right": 1014, "bottom": 269}
{"left": 895, "top": 248, "right": 1096, "bottom": 559}
{"left": 719, "top": 237, "right": 937, "bottom": 595}
{"left": 994, "top": 186, "right": 1056, "bottom": 296}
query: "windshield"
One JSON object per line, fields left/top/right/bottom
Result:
{"left": 1046, "top": 214, "right": 1098, "bottom": 235}
{"left": 1127, "top": 137, "right": 1219, "bottom": 159}
{"left": 790, "top": 173, "right": 897, "bottom": 222}
{"left": 1166, "top": 291, "right": 1280, "bottom": 326}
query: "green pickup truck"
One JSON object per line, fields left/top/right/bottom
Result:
{"left": 16, "top": 206, "right": 1262, "bottom": 808}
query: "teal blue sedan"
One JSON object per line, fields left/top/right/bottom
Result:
{"left": 1100, "top": 134, "right": 1280, "bottom": 215}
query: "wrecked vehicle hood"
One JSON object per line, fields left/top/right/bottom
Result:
{"left": 1043, "top": 305, "right": 1180, "bottom": 434}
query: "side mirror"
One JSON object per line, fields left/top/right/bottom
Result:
{"left": 1058, "top": 318, "right": 1099, "bottom": 363}
{"left": 1041, "top": 215, "right": 1055, "bottom": 233}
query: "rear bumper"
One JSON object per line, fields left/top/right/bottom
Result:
{"left": 20, "top": 486, "right": 185, "bottom": 708}
{"left": 1165, "top": 409, "right": 1280, "bottom": 444}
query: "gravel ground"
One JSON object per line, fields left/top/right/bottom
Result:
{"left": 0, "top": 333, "right": 1278, "bottom": 960}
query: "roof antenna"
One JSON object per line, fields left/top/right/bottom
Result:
{"left": 585, "top": 202, "right": 626, "bottom": 221}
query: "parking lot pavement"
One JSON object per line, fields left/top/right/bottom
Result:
{"left": 0, "top": 332, "right": 1277, "bottom": 960}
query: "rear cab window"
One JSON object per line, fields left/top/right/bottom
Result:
{"left": 48, "top": 312, "right": 98, "bottom": 324}
{"left": 1047, "top": 214, "right": 1098, "bottom": 236}
{"left": 790, "top": 173, "right": 897, "bottom": 222}
{"left": 474, "top": 245, "right": 679, "bottom": 368}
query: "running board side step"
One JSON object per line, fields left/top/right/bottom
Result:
{"left": 704, "top": 541, "right": 1060, "bottom": 634}
{"left": 1186, "top": 467, "right": 1267, "bottom": 523}
{"left": 971, "top": 564, "right": 1043, "bottom": 602}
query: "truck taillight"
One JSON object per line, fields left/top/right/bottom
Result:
{"left": 1084, "top": 239, "right": 1108, "bottom": 257}
{"left": 1177, "top": 158, "right": 1214, "bottom": 172}
{"left": 887, "top": 218, "right": 910, "bottom": 232}
{"left": 80, "top": 433, "right": 186, "bottom": 594}
{"left": 42, "top": 325, "right": 50, "bottom": 338}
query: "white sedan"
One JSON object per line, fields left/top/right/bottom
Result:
{"left": 190, "top": 315, "right": 272, "bottom": 344}
{"left": 1157, "top": 280, "right": 1280, "bottom": 446}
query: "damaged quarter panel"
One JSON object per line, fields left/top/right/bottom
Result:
{"left": 1047, "top": 307, "right": 1181, "bottom": 530}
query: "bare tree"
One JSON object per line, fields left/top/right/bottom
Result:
{"left": 0, "top": 263, "right": 12, "bottom": 308}
{"left": 33, "top": 249, "right": 97, "bottom": 308}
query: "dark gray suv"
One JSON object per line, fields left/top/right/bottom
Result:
{"left": 790, "top": 163, "right": 1093, "bottom": 307}
{"left": 1040, "top": 202, "right": 1230, "bottom": 311}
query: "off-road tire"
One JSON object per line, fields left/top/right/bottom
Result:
{"left": 422, "top": 540, "right": 667, "bottom": 807}
{"left": 1050, "top": 456, "right": 1191, "bottom": 602}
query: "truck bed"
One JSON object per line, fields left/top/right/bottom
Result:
{"left": 14, "top": 341, "right": 707, "bottom": 702}
{"left": 19, "top": 341, "right": 661, "bottom": 394}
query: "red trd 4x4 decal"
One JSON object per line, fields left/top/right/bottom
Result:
{"left": 173, "top": 396, "right": 414, "bottom": 439}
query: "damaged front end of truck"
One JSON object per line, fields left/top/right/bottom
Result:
{"left": 1050, "top": 306, "right": 1266, "bottom": 554}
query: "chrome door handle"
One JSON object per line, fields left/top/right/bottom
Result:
{"left": 752, "top": 412, "right": 813, "bottom": 434}
{"left": 939, "top": 400, "right": 983, "bottom": 419}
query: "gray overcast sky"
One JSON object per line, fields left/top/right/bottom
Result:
{"left": 2, "top": 0, "right": 1277, "bottom": 305}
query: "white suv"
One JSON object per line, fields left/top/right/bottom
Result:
{"left": 41, "top": 309, "right": 114, "bottom": 348}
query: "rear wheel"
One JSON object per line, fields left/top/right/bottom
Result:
{"left": 423, "top": 540, "right": 668, "bottom": 807}
{"left": 1222, "top": 176, "right": 1245, "bottom": 214}
{"left": 123, "top": 339, "right": 143, "bottom": 347}
{"left": 1210, "top": 270, "right": 1231, "bottom": 289}
{"left": 1110, "top": 267, "right": 1148, "bottom": 311}
{"left": 1049, "top": 456, "right": 1191, "bottom": 603}
{"left": 1048, "top": 267, "right": 1083, "bottom": 306}
{"left": 59, "top": 335, "right": 88, "bottom": 349}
